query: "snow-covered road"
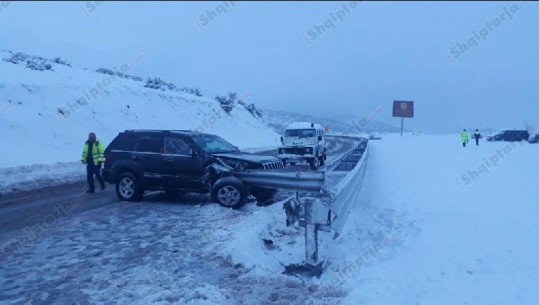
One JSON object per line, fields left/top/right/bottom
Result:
{"left": 0, "top": 192, "right": 311, "bottom": 305}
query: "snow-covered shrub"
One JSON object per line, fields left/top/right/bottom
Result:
{"left": 26, "top": 60, "right": 53, "bottom": 71}
{"left": 51, "top": 57, "right": 72, "bottom": 67}
{"left": 96, "top": 68, "right": 143, "bottom": 82}
{"left": 215, "top": 92, "right": 240, "bottom": 114}
{"left": 144, "top": 77, "right": 178, "bottom": 91}
{"left": 2, "top": 52, "right": 65, "bottom": 72}
{"left": 2, "top": 52, "right": 30, "bottom": 64}
{"left": 180, "top": 87, "right": 202, "bottom": 96}
{"left": 244, "top": 103, "right": 262, "bottom": 118}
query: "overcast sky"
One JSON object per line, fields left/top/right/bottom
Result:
{"left": 1, "top": 1, "right": 537, "bottom": 133}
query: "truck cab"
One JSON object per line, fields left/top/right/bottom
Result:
{"left": 277, "top": 122, "right": 327, "bottom": 170}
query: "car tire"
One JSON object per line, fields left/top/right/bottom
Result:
{"left": 211, "top": 176, "right": 247, "bottom": 209}
{"left": 116, "top": 172, "right": 143, "bottom": 202}
{"left": 309, "top": 157, "right": 319, "bottom": 170}
{"left": 251, "top": 187, "right": 277, "bottom": 206}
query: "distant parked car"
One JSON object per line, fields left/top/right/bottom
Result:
{"left": 528, "top": 134, "right": 539, "bottom": 144}
{"left": 486, "top": 130, "right": 529, "bottom": 142}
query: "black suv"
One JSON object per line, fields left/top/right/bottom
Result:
{"left": 486, "top": 130, "right": 529, "bottom": 142}
{"left": 102, "top": 130, "right": 283, "bottom": 209}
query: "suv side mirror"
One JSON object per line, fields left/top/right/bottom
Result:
{"left": 318, "top": 136, "right": 322, "bottom": 141}
{"left": 190, "top": 150, "right": 199, "bottom": 158}
{"left": 280, "top": 136, "right": 284, "bottom": 144}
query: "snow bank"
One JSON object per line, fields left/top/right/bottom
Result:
{"left": 0, "top": 161, "right": 84, "bottom": 193}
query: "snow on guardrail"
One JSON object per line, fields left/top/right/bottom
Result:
{"left": 328, "top": 140, "right": 369, "bottom": 238}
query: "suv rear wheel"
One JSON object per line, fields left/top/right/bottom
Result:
{"left": 116, "top": 172, "right": 143, "bottom": 201}
{"left": 211, "top": 176, "right": 247, "bottom": 209}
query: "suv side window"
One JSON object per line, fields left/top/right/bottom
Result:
{"left": 135, "top": 136, "right": 163, "bottom": 153}
{"left": 164, "top": 137, "right": 191, "bottom": 155}
{"left": 109, "top": 133, "right": 138, "bottom": 151}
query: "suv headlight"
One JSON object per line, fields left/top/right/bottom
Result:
{"left": 305, "top": 147, "right": 312, "bottom": 154}
{"left": 278, "top": 148, "right": 284, "bottom": 154}
{"left": 224, "top": 160, "right": 249, "bottom": 170}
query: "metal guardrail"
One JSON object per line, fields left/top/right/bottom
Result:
{"left": 234, "top": 136, "right": 369, "bottom": 275}
{"left": 235, "top": 170, "right": 326, "bottom": 192}
{"left": 329, "top": 143, "right": 369, "bottom": 238}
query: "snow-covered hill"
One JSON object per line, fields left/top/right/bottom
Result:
{"left": 262, "top": 108, "right": 400, "bottom": 135}
{"left": 0, "top": 50, "right": 280, "bottom": 168}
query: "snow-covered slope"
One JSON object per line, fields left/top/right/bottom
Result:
{"left": 0, "top": 50, "right": 280, "bottom": 168}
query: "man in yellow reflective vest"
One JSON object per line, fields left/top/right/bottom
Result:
{"left": 81, "top": 132, "right": 105, "bottom": 193}
{"left": 461, "top": 129, "right": 469, "bottom": 147}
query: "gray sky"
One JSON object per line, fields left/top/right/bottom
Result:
{"left": 1, "top": 1, "right": 537, "bottom": 133}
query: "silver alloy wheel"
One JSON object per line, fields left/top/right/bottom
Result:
{"left": 119, "top": 177, "right": 135, "bottom": 198}
{"left": 217, "top": 186, "right": 241, "bottom": 207}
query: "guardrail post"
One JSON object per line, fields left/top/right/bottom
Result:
{"left": 304, "top": 198, "right": 319, "bottom": 265}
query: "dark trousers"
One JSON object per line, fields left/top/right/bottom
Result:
{"left": 475, "top": 138, "right": 479, "bottom": 146}
{"left": 462, "top": 141, "right": 467, "bottom": 147}
{"left": 87, "top": 163, "right": 104, "bottom": 191}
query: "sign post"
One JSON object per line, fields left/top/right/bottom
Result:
{"left": 392, "top": 101, "right": 414, "bottom": 136}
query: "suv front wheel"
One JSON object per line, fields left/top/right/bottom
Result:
{"left": 211, "top": 176, "right": 247, "bottom": 209}
{"left": 116, "top": 172, "right": 143, "bottom": 201}
{"left": 309, "top": 157, "right": 320, "bottom": 170}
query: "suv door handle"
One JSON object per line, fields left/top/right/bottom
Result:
{"left": 132, "top": 155, "right": 141, "bottom": 161}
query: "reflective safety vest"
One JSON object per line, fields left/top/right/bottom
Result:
{"left": 461, "top": 131, "right": 469, "bottom": 142}
{"left": 82, "top": 140, "right": 105, "bottom": 165}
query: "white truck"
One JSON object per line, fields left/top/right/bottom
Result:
{"left": 277, "top": 122, "right": 327, "bottom": 170}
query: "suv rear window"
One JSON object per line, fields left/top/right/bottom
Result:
{"left": 135, "top": 136, "right": 163, "bottom": 153}
{"left": 109, "top": 133, "right": 138, "bottom": 151}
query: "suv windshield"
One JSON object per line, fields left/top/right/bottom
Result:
{"left": 192, "top": 134, "right": 239, "bottom": 153}
{"left": 285, "top": 129, "right": 316, "bottom": 138}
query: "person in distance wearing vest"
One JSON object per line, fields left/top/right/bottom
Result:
{"left": 81, "top": 132, "right": 106, "bottom": 193}
{"left": 461, "top": 129, "right": 469, "bottom": 147}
